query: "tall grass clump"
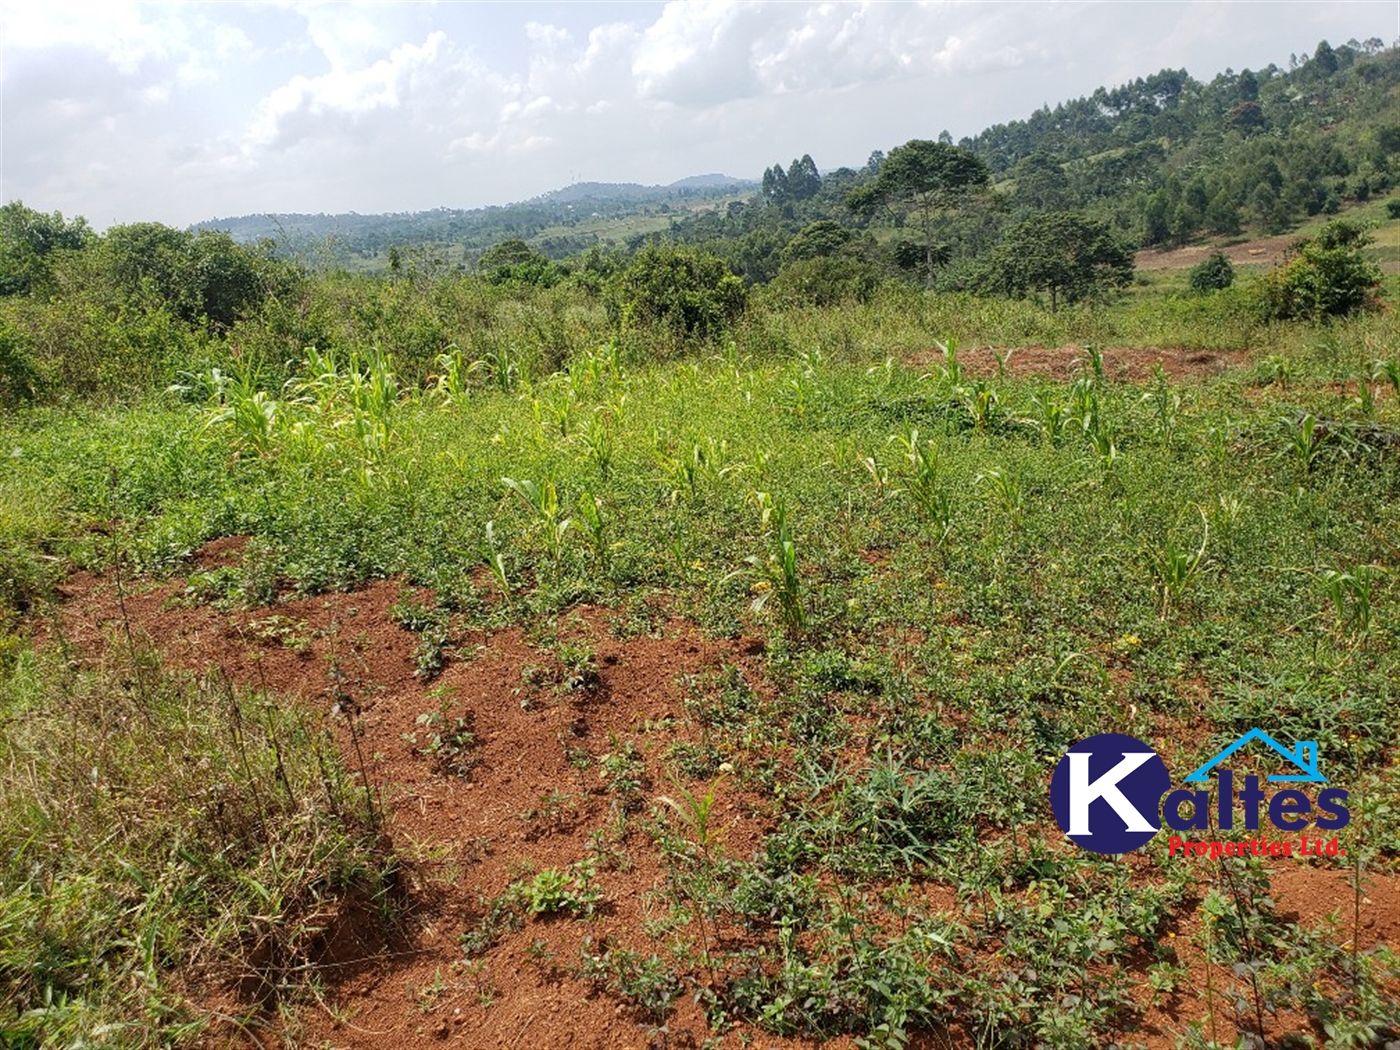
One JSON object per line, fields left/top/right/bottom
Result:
{"left": 0, "top": 644, "right": 397, "bottom": 1046}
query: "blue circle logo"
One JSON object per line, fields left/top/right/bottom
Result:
{"left": 1050, "top": 733, "right": 1170, "bottom": 855}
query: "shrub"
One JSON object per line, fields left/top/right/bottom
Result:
{"left": 609, "top": 245, "right": 746, "bottom": 342}
{"left": 765, "top": 255, "right": 883, "bottom": 306}
{"left": 1188, "top": 251, "right": 1235, "bottom": 293}
{"left": 477, "top": 239, "right": 561, "bottom": 287}
{"left": 1386, "top": 198, "right": 1400, "bottom": 219}
{"left": 1253, "top": 219, "right": 1382, "bottom": 321}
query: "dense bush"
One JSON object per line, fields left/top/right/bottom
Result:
{"left": 1188, "top": 251, "right": 1235, "bottom": 292}
{"left": 764, "top": 255, "right": 883, "bottom": 306}
{"left": 477, "top": 238, "right": 563, "bottom": 287}
{"left": 1253, "top": 219, "right": 1382, "bottom": 321}
{"left": 608, "top": 245, "right": 747, "bottom": 341}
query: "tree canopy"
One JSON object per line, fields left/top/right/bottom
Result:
{"left": 846, "top": 140, "right": 989, "bottom": 284}
{"left": 984, "top": 211, "right": 1134, "bottom": 311}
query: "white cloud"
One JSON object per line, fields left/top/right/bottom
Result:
{"left": 0, "top": 2, "right": 251, "bottom": 77}
{"left": 2, "top": 0, "right": 1394, "bottom": 226}
{"left": 242, "top": 30, "right": 446, "bottom": 152}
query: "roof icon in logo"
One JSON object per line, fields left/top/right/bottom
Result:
{"left": 1183, "top": 727, "right": 1325, "bottom": 784}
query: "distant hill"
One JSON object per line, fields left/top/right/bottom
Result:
{"left": 193, "top": 174, "right": 756, "bottom": 267}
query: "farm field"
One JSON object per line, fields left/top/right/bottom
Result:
{"left": 2, "top": 299, "right": 1398, "bottom": 1048}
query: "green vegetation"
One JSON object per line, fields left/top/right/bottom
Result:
{"left": 1, "top": 35, "right": 1399, "bottom": 1050}
{"left": 0, "top": 651, "right": 395, "bottom": 1045}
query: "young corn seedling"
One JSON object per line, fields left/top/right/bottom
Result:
{"left": 860, "top": 455, "right": 895, "bottom": 500}
{"left": 655, "top": 770, "right": 729, "bottom": 859}
{"left": 728, "top": 497, "right": 806, "bottom": 636}
{"left": 433, "top": 345, "right": 481, "bottom": 405}
{"left": 1143, "top": 512, "right": 1209, "bottom": 618}
{"left": 209, "top": 376, "right": 282, "bottom": 458}
{"left": 1089, "top": 426, "right": 1119, "bottom": 472}
{"left": 1029, "top": 393, "right": 1068, "bottom": 444}
{"left": 977, "top": 467, "right": 1023, "bottom": 525}
{"left": 1083, "top": 344, "right": 1107, "bottom": 386}
{"left": 1068, "top": 376, "right": 1100, "bottom": 435}
{"left": 480, "top": 520, "right": 511, "bottom": 597}
{"left": 1144, "top": 364, "right": 1182, "bottom": 439}
{"left": 577, "top": 492, "right": 611, "bottom": 570}
{"left": 891, "top": 428, "right": 953, "bottom": 546}
{"left": 580, "top": 414, "right": 615, "bottom": 479}
{"left": 1354, "top": 372, "right": 1379, "bottom": 418}
{"left": 473, "top": 342, "right": 524, "bottom": 392}
{"left": 1318, "top": 565, "right": 1382, "bottom": 638}
{"left": 503, "top": 477, "right": 573, "bottom": 561}
{"left": 1370, "top": 357, "right": 1400, "bottom": 401}
{"left": 961, "top": 379, "right": 1000, "bottom": 429}
{"left": 1283, "top": 413, "right": 1328, "bottom": 474}
{"left": 930, "top": 337, "right": 962, "bottom": 388}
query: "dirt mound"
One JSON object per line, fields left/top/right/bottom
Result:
{"left": 906, "top": 343, "right": 1238, "bottom": 383}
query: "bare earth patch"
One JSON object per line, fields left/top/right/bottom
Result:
{"left": 1135, "top": 234, "right": 1302, "bottom": 272}
{"left": 42, "top": 544, "right": 1399, "bottom": 1049}
{"left": 905, "top": 343, "right": 1240, "bottom": 383}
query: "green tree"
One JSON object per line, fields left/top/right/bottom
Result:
{"left": 782, "top": 220, "right": 852, "bottom": 263}
{"left": 478, "top": 239, "right": 558, "bottom": 286}
{"left": 0, "top": 202, "right": 93, "bottom": 296}
{"left": 785, "top": 155, "right": 822, "bottom": 201}
{"left": 1254, "top": 219, "right": 1381, "bottom": 320}
{"left": 609, "top": 245, "right": 746, "bottom": 341}
{"left": 985, "top": 211, "right": 1134, "bottom": 311}
{"left": 846, "top": 139, "right": 989, "bottom": 285}
{"left": 92, "top": 224, "right": 286, "bottom": 329}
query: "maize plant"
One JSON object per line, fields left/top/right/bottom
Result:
{"left": 1143, "top": 512, "right": 1209, "bottom": 618}
{"left": 577, "top": 492, "right": 610, "bottom": 569}
{"left": 1030, "top": 393, "right": 1068, "bottom": 444}
{"left": 502, "top": 477, "right": 573, "bottom": 561}
{"left": 891, "top": 428, "right": 953, "bottom": 547}
{"left": 1318, "top": 565, "right": 1382, "bottom": 638}
{"left": 1282, "top": 413, "right": 1328, "bottom": 474}
{"left": 961, "top": 380, "right": 999, "bottom": 429}
{"left": 433, "top": 345, "right": 480, "bottom": 405}
{"left": 202, "top": 368, "right": 282, "bottom": 458}
{"left": 1370, "top": 357, "right": 1400, "bottom": 401}
{"left": 728, "top": 497, "right": 805, "bottom": 636}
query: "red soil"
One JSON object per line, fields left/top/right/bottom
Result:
{"left": 43, "top": 543, "right": 1399, "bottom": 1049}
{"left": 906, "top": 343, "right": 1238, "bottom": 383}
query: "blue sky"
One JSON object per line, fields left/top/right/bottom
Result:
{"left": 2, "top": 1, "right": 1396, "bottom": 228}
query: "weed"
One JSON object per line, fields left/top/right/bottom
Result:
{"left": 598, "top": 734, "right": 648, "bottom": 812}
{"left": 404, "top": 697, "right": 480, "bottom": 777}
{"left": 579, "top": 937, "right": 682, "bottom": 1024}
{"left": 508, "top": 858, "right": 603, "bottom": 918}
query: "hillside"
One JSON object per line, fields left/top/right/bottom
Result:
{"left": 194, "top": 175, "right": 755, "bottom": 268}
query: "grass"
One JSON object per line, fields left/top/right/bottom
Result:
{"left": 1, "top": 287, "right": 1399, "bottom": 1045}
{"left": 0, "top": 644, "right": 396, "bottom": 1046}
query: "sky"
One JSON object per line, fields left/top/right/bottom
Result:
{"left": 2, "top": 1, "right": 1398, "bottom": 229}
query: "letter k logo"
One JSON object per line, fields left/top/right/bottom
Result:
{"left": 1050, "top": 734, "right": 1171, "bottom": 855}
{"left": 1067, "top": 752, "right": 1158, "bottom": 835}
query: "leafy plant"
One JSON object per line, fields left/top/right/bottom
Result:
{"left": 405, "top": 697, "right": 480, "bottom": 777}
{"left": 508, "top": 858, "right": 602, "bottom": 917}
{"left": 1143, "top": 512, "right": 1210, "bottom": 617}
